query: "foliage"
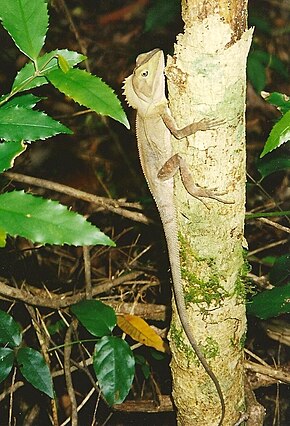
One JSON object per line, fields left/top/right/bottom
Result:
{"left": 117, "top": 314, "right": 166, "bottom": 353}
{"left": 0, "top": 190, "right": 114, "bottom": 246}
{"left": 145, "top": 0, "right": 180, "bottom": 32}
{"left": 72, "top": 300, "right": 132, "bottom": 405}
{"left": 71, "top": 300, "right": 166, "bottom": 405}
{"left": 0, "top": 0, "right": 129, "bottom": 247}
{"left": 0, "top": 299, "right": 166, "bottom": 406}
{"left": 247, "top": 284, "right": 290, "bottom": 320}
{"left": 247, "top": 91, "right": 290, "bottom": 321}
{"left": 0, "top": 309, "right": 53, "bottom": 397}
{"left": 259, "top": 92, "right": 290, "bottom": 159}
{"left": 247, "top": 49, "right": 288, "bottom": 94}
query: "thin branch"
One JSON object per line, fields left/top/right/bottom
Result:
{"left": 60, "top": 388, "right": 96, "bottom": 426}
{"left": 4, "top": 171, "right": 150, "bottom": 224}
{"left": 0, "top": 274, "right": 167, "bottom": 320}
{"left": 64, "top": 320, "right": 78, "bottom": 426}
{"left": 56, "top": 0, "right": 88, "bottom": 68}
{"left": 245, "top": 360, "right": 290, "bottom": 384}
{"left": 83, "top": 246, "right": 92, "bottom": 299}
{"left": 258, "top": 217, "right": 290, "bottom": 234}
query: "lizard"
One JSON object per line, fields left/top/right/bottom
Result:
{"left": 123, "top": 48, "right": 232, "bottom": 426}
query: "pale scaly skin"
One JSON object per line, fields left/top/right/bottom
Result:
{"left": 123, "top": 48, "right": 230, "bottom": 426}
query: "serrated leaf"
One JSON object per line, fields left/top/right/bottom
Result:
{"left": 0, "top": 141, "right": 26, "bottom": 172}
{"left": 1, "top": 94, "right": 43, "bottom": 110}
{"left": 0, "top": 348, "right": 14, "bottom": 383}
{"left": 0, "top": 190, "right": 115, "bottom": 246}
{"left": 262, "top": 92, "right": 290, "bottom": 115}
{"left": 71, "top": 300, "right": 116, "bottom": 337}
{"left": 247, "top": 283, "right": 290, "bottom": 320}
{"left": 260, "top": 110, "right": 290, "bottom": 157}
{"left": 117, "top": 314, "right": 166, "bottom": 353}
{"left": 16, "top": 347, "right": 53, "bottom": 397}
{"left": 93, "top": 336, "right": 135, "bottom": 405}
{"left": 0, "top": 309, "right": 22, "bottom": 348}
{"left": 12, "top": 50, "right": 86, "bottom": 92}
{"left": 47, "top": 68, "right": 130, "bottom": 129}
{"left": 0, "top": 0, "right": 48, "bottom": 60}
{"left": 0, "top": 106, "right": 72, "bottom": 142}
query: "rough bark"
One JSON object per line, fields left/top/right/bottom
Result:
{"left": 166, "top": 1, "right": 252, "bottom": 424}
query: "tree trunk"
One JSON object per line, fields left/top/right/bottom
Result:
{"left": 166, "top": 1, "right": 252, "bottom": 424}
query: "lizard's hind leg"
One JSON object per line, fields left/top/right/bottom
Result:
{"left": 158, "top": 153, "right": 234, "bottom": 205}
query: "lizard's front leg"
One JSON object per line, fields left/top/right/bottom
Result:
{"left": 157, "top": 153, "right": 233, "bottom": 205}
{"left": 161, "top": 109, "right": 224, "bottom": 139}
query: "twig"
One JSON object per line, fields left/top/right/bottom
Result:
{"left": 8, "top": 368, "right": 17, "bottom": 426}
{"left": 83, "top": 246, "right": 92, "bottom": 299}
{"left": 0, "top": 273, "right": 167, "bottom": 320}
{"left": 64, "top": 320, "right": 78, "bottom": 426}
{"left": 248, "top": 238, "right": 288, "bottom": 256}
{"left": 245, "top": 360, "right": 290, "bottom": 383}
{"left": 258, "top": 217, "right": 290, "bottom": 234}
{"left": 0, "top": 381, "right": 24, "bottom": 402}
{"left": 60, "top": 387, "right": 96, "bottom": 426}
{"left": 25, "top": 306, "right": 59, "bottom": 426}
{"left": 56, "top": 0, "right": 88, "bottom": 69}
{"left": 4, "top": 171, "right": 150, "bottom": 224}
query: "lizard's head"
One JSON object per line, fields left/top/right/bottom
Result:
{"left": 123, "top": 49, "right": 165, "bottom": 111}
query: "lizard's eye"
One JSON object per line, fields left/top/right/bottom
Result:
{"left": 141, "top": 70, "right": 149, "bottom": 77}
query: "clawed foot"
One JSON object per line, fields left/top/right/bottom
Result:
{"left": 196, "top": 118, "right": 225, "bottom": 132}
{"left": 192, "top": 187, "right": 234, "bottom": 207}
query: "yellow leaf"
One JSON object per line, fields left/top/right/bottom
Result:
{"left": 117, "top": 314, "right": 166, "bottom": 353}
{"left": 0, "top": 228, "right": 7, "bottom": 247}
{"left": 57, "top": 55, "right": 70, "bottom": 73}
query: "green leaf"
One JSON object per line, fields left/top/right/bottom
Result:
{"left": 263, "top": 92, "right": 290, "bottom": 115}
{"left": 247, "top": 54, "right": 266, "bottom": 93}
{"left": 0, "top": 190, "right": 116, "bottom": 246}
{"left": 257, "top": 152, "right": 290, "bottom": 179}
{"left": 260, "top": 110, "right": 290, "bottom": 157}
{"left": 71, "top": 300, "right": 116, "bottom": 337}
{"left": 135, "top": 354, "right": 150, "bottom": 379}
{"left": 145, "top": 0, "right": 180, "bottom": 32}
{"left": 250, "top": 50, "right": 288, "bottom": 79}
{"left": 0, "top": 141, "right": 26, "bottom": 173}
{"left": 47, "top": 68, "right": 130, "bottom": 129}
{"left": 0, "top": 0, "right": 48, "bottom": 60}
{"left": 0, "top": 106, "right": 72, "bottom": 142}
{"left": 247, "top": 283, "right": 290, "bottom": 319}
{"left": 0, "top": 348, "right": 14, "bottom": 383}
{"left": 249, "top": 13, "right": 271, "bottom": 35}
{"left": 12, "top": 50, "right": 86, "bottom": 93}
{"left": 1, "top": 94, "right": 43, "bottom": 110}
{"left": 16, "top": 347, "right": 53, "bottom": 397}
{"left": 0, "top": 309, "right": 22, "bottom": 348}
{"left": 93, "top": 336, "right": 135, "bottom": 405}
{"left": 47, "top": 320, "right": 65, "bottom": 336}
{"left": 269, "top": 254, "right": 290, "bottom": 286}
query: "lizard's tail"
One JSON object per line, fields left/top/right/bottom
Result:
{"left": 162, "top": 217, "right": 225, "bottom": 426}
